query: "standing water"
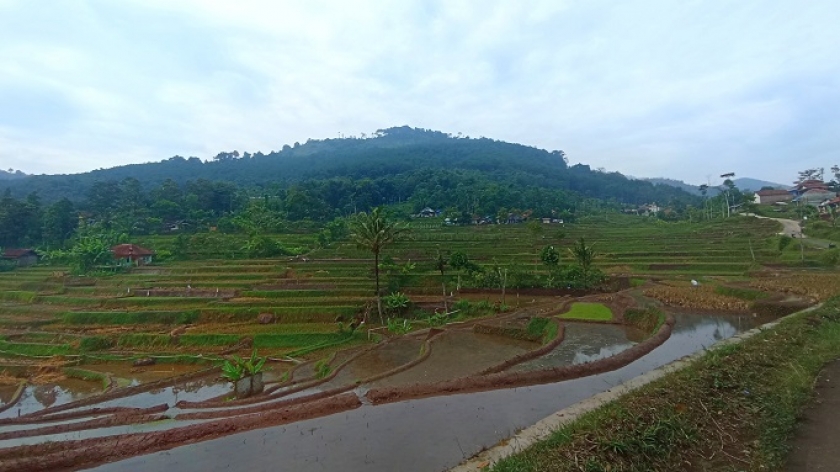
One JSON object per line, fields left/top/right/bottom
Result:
{"left": 89, "top": 313, "right": 770, "bottom": 472}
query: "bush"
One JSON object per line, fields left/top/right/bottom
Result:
{"left": 778, "top": 235, "right": 793, "bottom": 252}
{"left": 821, "top": 248, "right": 840, "bottom": 267}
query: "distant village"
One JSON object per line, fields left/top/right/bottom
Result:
{"left": 753, "top": 179, "right": 840, "bottom": 214}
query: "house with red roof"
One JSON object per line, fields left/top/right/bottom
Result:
{"left": 111, "top": 244, "right": 155, "bottom": 266}
{"left": 753, "top": 189, "right": 793, "bottom": 205}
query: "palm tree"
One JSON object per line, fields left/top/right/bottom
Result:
{"left": 349, "top": 207, "right": 408, "bottom": 323}
{"left": 569, "top": 237, "right": 596, "bottom": 288}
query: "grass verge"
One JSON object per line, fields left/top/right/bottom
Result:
{"left": 491, "top": 297, "right": 840, "bottom": 472}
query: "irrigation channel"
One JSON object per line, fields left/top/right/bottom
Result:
{"left": 0, "top": 310, "right": 777, "bottom": 472}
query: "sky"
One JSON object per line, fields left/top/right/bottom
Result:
{"left": 0, "top": 0, "right": 838, "bottom": 185}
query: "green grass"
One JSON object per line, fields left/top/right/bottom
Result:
{"left": 526, "top": 317, "right": 550, "bottom": 337}
{"left": 491, "top": 297, "right": 840, "bottom": 472}
{"left": 559, "top": 302, "right": 614, "bottom": 321}
{"left": 63, "top": 367, "right": 109, "bottom": 389}
{"left": 623, "top": 308, "right": 664, "bottom": 334}
{"left": 714, "top": 285, "right": 770, "bottom": 301}
{"left": 117, "top": 334, "right": 172, "bottom": 348}
{"left": 0, "top": 291, "right": 38, "bottom": 303}
{"left": 62, "top": 310, "right": 200, "bottom": 325}
{"left": 0, "top": 340, "right": 73, "bottom": 357}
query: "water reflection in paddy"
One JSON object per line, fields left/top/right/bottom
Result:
{"left": 512, "top": 322, "right": 643, "bottom": 372}
{"left": 91, "top": 313, "right": 779, "bottom": 472}
{"left": 367, "top": 330, "right": 536, "bottom": 389}
{"left": 0, "top": 379, "right": 101, "bottom": 419}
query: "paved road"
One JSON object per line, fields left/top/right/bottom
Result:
{"left": 786, "top": 359, "right": 840, "bottom": 471}
{"left": 747, "top": 214, "right": 802, "bottom": 236}
{"left": 747, "top": 215, "right": 833, "bottom": 249}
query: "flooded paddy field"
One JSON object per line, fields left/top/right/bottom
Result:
{"left": 81, "top": 312, "right": 768, "bottom": 472}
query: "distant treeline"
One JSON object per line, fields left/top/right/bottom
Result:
{"left": 0, "top": 127, "right": 700, "bottom": 248}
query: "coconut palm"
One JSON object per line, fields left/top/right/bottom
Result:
{"left": 349, "top": 207, "right": 408, "bottom": 323}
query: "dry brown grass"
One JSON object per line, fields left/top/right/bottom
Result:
{"left": 643, "top": 284, "right": 750, "bottom": 311}
{"left": 749, "top": 272, "right": 840, "bottom": 302}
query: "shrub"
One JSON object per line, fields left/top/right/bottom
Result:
{"left": 820, "top": 248, "right": 840, "bottom": 267}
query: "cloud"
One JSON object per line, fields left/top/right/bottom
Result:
{"left": 0, "top": 0, "right": 837, "bottom": 185}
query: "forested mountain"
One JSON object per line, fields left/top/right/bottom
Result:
{"left": 4, "top": 127, "right": 692, "bottom": 204}
{"left": 0, "top": 169, "right": 26, "bottom": 180}
{"left": 0, "top": 127, "right": 702, "bottom": 249}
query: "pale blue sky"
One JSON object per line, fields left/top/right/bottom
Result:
{"left": 0, "top": 0, "right": 837, "bottom": 185}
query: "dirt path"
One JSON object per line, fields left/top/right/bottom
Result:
{"left": 785, "top": 358, "right": 840, "bottom": 471}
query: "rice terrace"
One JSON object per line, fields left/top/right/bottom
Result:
{"left": 1, "top": 213, "right": 836, "bottom": 471}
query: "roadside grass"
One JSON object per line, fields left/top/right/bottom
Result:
{"left": 559, "top": 302, "right": 613, "bottom": 321}
{"left": 491, "top": 297, "right": 840, "bottom": 472}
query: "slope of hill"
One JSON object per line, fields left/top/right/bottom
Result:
{"left": 643, "top": 177, "right": 788, "bottom": 196}
{"left": 732, "top": 177, "right": 789, "bottom": 192}
{"left": 0, "top": 126, "right": 698, "bottom": 208}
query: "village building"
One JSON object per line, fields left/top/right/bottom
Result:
{"left": 418, "top": 207, "right": 437, "bottom": 218}
{"left": 793, "top": 188, "right": 836, "bottom": 207}
{"left": 753, "top": 189, "right": 793, "bottom": 205}
{"left": 1, "top": 248, "right": 38, "bottom": 267}
{"left": 111, "top": 244, "right": 155, "bottom": 266}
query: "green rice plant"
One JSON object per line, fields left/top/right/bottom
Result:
{"left": 79, "top": 336, "right": 113, "bottom": 352}
{"left": 241, "top": 290, "right": 331, "bottom": 298}
{"left": 39, "top": 295, "right": 102, "bottom": 306}
{"left": 714, "top": 285, "right": 769, "bottom": 301}
{"left": 62, "top": 310, "right": 200, "bottom": 325}
{"left": 179, "top": 334, "right": 239, "bottom": 346}
{"left": 63, "top": 367, "right": 109, "bottom": 389}
{"left": 0, "top": 340, "right": 73, "bottom": 357}
{"left": 0, "top": 291, "right": 38, "bottom": 303}
{"left": 559, "top": 302, "right": 614, "bottom": 321}
{"left": 253, "top": 333, "right": 349, "bottom": 348}
{"left": 284, "top": 334, "right": 362, "bottom": 357}
{"left": 116, "top": 334, "right": 171, "bottom": 348}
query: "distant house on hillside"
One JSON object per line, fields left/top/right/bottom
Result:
{"left": 111, "top": 244, "right": 155, "bottom": 266}
{"left": 638, "top": 203, "right": 660, "bottom": 216}
{"left": 754, "top": 189, "right": 793, "bottom": 205}
{"left": 1, "top": 248, "right": 38, "bottom": 267}
{"left": 418, "top": 207, "right": 437, "bottom": 218}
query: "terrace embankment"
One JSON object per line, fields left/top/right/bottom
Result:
{"left": 485, "top": 299, "right": 840, "bottom": 472}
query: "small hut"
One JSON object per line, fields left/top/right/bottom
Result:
{"left": 111, "top": 244, "right": 155, "bottom": 266}
{"left": 1, "top": 248, "right": 38, "bottom": 267}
